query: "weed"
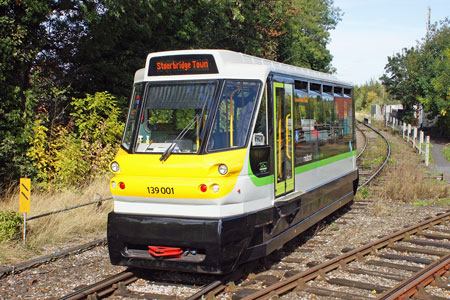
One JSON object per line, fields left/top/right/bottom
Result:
{"left": 356, "top": 187, "right": 370, "bottom": 200}
{"left": 372, "top": 128, "right": 450, "bottom": 203}
{"left": 443, "top": 144, "right": 450, "bottom": 162}
{"left": 0, "top": 211, "right": 23, "bottom": 241}
{"left": 0, "top": 177, "right": 112, "bottom": 264}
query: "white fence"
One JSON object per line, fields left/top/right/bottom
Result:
{"left": 388, "top": 117, "right": 430, "bottom": 166}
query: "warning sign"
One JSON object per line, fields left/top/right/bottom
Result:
{"left": 19, "top": 178, "right": 31, "bottom": 213}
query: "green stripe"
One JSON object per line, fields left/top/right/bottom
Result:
{"left": 248, "top": 150, "right": 356, "bottom": 187}
{"left": 295, "top": 150, "right": 356, "bottom": 175}
{"left": 248, "top": 161, "right": 274, "bottom": 186}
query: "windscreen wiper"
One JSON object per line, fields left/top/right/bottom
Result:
{"left": 159, "top": 115, "right": 199, "bottom": 162}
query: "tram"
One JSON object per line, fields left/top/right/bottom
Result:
{"left": 107, "top": 50, "right": 357, "bottom": 274}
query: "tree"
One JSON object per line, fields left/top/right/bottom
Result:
{"left": 381, "top": 19, "right": 450, "bottom": 132}
{"left": 278, "top": 0, "right": 341, "bottom": 72}
{"left": 0, "top": 0, "right": 52, "bottom": 186}
{"left": 45, "top": 0, "right": 341, "bottom": 105}
{"left": 354, "top": 79, "right": 390, "bottom": 112}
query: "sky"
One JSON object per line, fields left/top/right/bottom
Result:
{"left": 328, "top": 0, "right": 449, "bottom": 85}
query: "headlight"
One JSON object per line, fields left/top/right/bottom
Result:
{"left": 110, "top": 161, "right": 120, "bottom": 173}
{"left": 218, "top": 164, "right": 228, "bottom": 175}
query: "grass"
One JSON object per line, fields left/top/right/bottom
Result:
{"left": 0, "top": 177, "right": 112, "bottom": 264}
{"left": 443, "top": 144, "right": 450, "bottom": 163}
{"left": 367, "top": 121, "right": 450, "bottom": 204}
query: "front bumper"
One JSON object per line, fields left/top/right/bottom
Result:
{"left": 107, "top": 212, "right": 253, "bottom": 274}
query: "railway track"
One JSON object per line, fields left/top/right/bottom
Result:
{"left": 55, "top": 121, "right": 401, "bottom": 300}
{"left": 238, "top": 210, "right": 450, "bottom": 300}
{"left": 356, "top": 121, "right": 391, "bottom": 189}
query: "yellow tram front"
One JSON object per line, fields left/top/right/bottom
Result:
{"left": 107, "top": 51, "right": 268, "bottom": 273}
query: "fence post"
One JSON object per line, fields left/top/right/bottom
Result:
{"left": 403, "top": 123, "right": 406, "bottom": 139}
{"left": 425, "top": 136, "right": 430, "bottom": 166}
{"left": 419, "top": 131, "right": 424, "bottom": 154}
{"left": 413, "top": 127, "right": 417, "bottom": 149}
{"left": 407, "top": 124, "right": 411, "bottom": 143}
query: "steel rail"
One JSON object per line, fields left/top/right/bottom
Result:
{"left": 357, "top": 120, "right": 391, "bottom": 190}
{"left": 185, "top": 280, "right": 224, "bottom": 300}
{"left": 356, "top": 125, "right": 368, "bottom": 160}
{"left": 0, "top": 238, "right": 106, "bottom": 278}
{"left": 240, "top": 210, "right": 450, "bottom": 300}
{"left": 57, "top": 270, "right": 137, "bottom": 300}
{"left": 377, "top": 254, "right": 450, "bottom": 300}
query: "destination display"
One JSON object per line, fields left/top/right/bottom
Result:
{"left": 148, "top": 54, "right": 218, "bottom": 76}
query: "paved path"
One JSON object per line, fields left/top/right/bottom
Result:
{"left": 430, "top": 142, "right": 450, "bottom": 183}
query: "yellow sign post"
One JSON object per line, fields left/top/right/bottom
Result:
{"left": 19, "top": 178, "right": 31, "bottom": 213}
{"left": 19, "top": 178, "right": 31, "bottom": 245}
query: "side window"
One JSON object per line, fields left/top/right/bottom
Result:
{"left": 318, "top": 88, "right": 335, "bottom": 159}
{"left": 208, "top": 81, "right": 260, "bottom": 151}
{"left": 121, "top": 83, "right": 144, "bottom": 151}
{"left": 293, "top": 86, "right": 312, "bottom": 167}
{"left": 334, "top": 87, "right": 354, "bottom": 153}
{"left": 252, "top": 86, "right": 268, "bottom": 146}
{"left": 249, "top": 86, "right": 270, "bottom": 176}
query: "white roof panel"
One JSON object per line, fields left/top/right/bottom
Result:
{"left": 142, "top": 49, "right": 352, "bottom": 87}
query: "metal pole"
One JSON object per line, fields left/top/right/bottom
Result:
{"left": 425, "top": 136, "right": 430, "bottom": 167}
{"left": 23, "top": 212, "right": 27, "bottom": 245}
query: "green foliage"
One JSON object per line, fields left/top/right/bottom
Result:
{"left": 0, "top": 1, "right": 52, "bottom": 188}
{"left": 280, "top": 0, "right": 341, "bottom": 72}
{"left": 381, "top": 19, "right": 450, "bottom": 134}
{"left": 354, "top": 79, "right": 390, "bottom": 111}
{"left": 443, "top": 144, "right": 450, "bottom": 163}
{"left": 71, "top": 92, "right": 124, "bottom": 146}
{"left": 26, "top": 92, "right": 124, "bottom": 190}
{"left": 0, "top": 211, "right": 23, "bottom": 242}
{"left": 356, "top": 187, "right": 370, "bottom": 200}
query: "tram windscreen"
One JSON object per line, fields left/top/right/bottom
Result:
{"left": 134, "top": 81, "right": 217, "bottom": 153}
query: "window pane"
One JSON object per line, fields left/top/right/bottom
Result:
{"left": 208, "top": 81, "right": 260, "bottom": 151}
{"left": 121, "top": 83, "right": 143, "bottom": 151}
{"left": 135, "top": 81, "right": 216, "bottom": 153}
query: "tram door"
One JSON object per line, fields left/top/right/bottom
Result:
{"left": 273, "top": 82, "right": 294, "bottom": 197}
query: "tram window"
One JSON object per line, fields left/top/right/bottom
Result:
{"left": 134, "top": 81, "right": 216, "bottom": 153}
{"left": 294, "top": 89, "right": 315, "bottom": 167}
{"left": 344, "top": 88, "right": 352, "bottom": 97}
{"left": 323, "top": 85, "right": 332, "bottom": 95}
{"left": 207, "top": 81, "right": 261, "bottom": 151}
{"left": 121, "top": 83, "right": 144, "bottom": 151}
{"left": 252, "top": 87, "right": 267, "bottom": 146}
{"left": 335, "top": 89, "right": 354, "bottom": 153}
{"left": 334, "top": 87, "right": 343, "bottom": 97}
{"left": 310, "top": 83, "right": 321, "bottom": 94}
{"left": 318, "top": 92, "right": 340, "bottom": 160}
{"left": 250, "top": 87, "right": 271, "bottom": 176}
{"left": 294, "top": 80, "right": 308, "bottom": 92}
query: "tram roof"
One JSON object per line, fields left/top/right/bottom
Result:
{"left": 139, "top": 49, "right": 352, "bottom": 87}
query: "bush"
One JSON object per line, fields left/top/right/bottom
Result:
{"left": 0, "top": 211, "right": 23, "bottom": 242}
{"left": 26, "top": 92, "right": 124, "bottom": 190}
